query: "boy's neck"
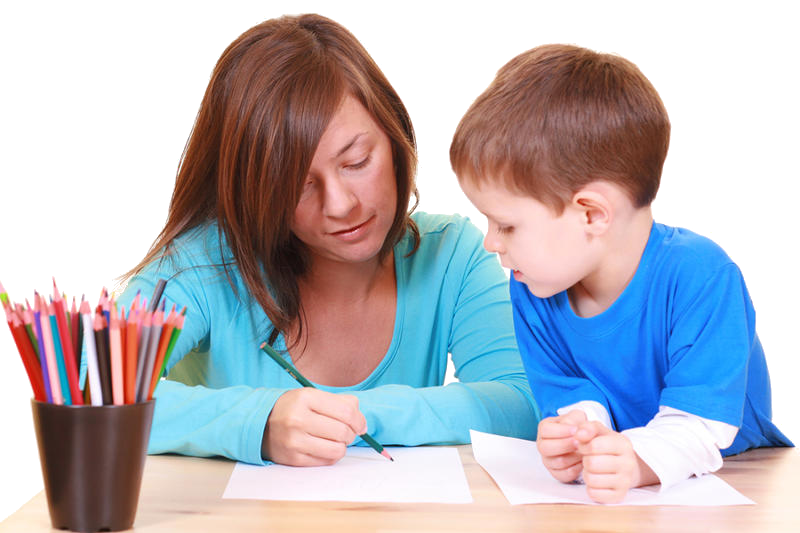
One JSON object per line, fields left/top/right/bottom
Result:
{"left": 568, "top": 206, "right": 653, "bottom": 318}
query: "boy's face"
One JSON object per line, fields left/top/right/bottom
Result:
{"left": 459, "top": 177, "right": 596, "bottom": 298}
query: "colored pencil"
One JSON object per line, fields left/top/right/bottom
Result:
{"left": 157, "top": 306, "right": 186, "bottom": 382}
{"left": 32, "top": 298, "right": 53, "bottom": 403}
{"left": 70, "top": 296, "right": 80, "bottom": 362}
{"left": 148, "top": 279, "right": 167, "bottom": 312}
{"left": 80, "top": 300, "right": 103, "bottom": 406}
{"left": 20, "top": 301, "right": 39, "bottom": 356}
{"left": 259, "top": 341, "right": 394, "bottom": 462}
{"left": 135, "top": 310, "right": 153, "bottom": 402}
{"left": 93, "top": 312, "right": 112, "bottom": 405}
{"left": 125, "top": 308, "right": 139, "bottom": 404}
{"left": 109, "top": 304, "right": 124, "bottom": 405}
{"left": 147, "top": 306, "right": 176, "bottom": 400}
{"left": 6, "top": 311, "right": 46, "bottom": 401}
{"left": 52, "top": 281, "right": 83, "bottom": 404}
{"left": 37, "top": 297, "right": 63, "bottom": 405}
{"left": 48, "top": 303, "right": 72, "bottom": 405}
{"left": 138, "top": 305, "right": 163, "bottom": 402}
{"left": 0, "top": 280, "right": 9, "bottom": 309}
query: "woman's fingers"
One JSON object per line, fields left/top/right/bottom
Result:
{"left": 264, "top": 388, "right": 366, "bottom": 465}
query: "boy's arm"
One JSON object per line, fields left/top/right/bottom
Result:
{"left": 622, "top": 406, "right": 738, "bottom": 490}
{"left": 510, "top": 278, "right": 612, "bottom": 420}
{"left": 557, "top": 400, "right": 612, "bottom": 428}
{"left": 629, "top": 262, "right": 754, "bottom": 490}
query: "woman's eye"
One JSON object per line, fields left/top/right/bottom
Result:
{"left": 346, "top": 156, "right": 370, "bottom": 170}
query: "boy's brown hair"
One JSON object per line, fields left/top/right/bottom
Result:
{"left": 450, "top": 44, "right": 670, "bottom": 213}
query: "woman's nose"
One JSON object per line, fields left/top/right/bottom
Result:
{"left": 322, "top": 175, "right": 358, "bottom": 218}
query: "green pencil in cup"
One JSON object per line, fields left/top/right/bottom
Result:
{"left": 259, "top": 341, "right": 394, "bottom": 462}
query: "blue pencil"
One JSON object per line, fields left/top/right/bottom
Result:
{"left": 48, "top": 312, "right": 72, "bottom": 405}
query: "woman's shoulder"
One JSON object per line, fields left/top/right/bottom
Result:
{"left": 398, "top": 211, "right": 486, "bottom": 267}
{"left": 135, "top": 221, "right": 235, "bottom": 282}
{"left": 408, "top": 211, "right": 482, "bottom": 243}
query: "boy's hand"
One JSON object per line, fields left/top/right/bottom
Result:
{"left": 574, "top": 422, "right": 656, "bottom": 504}
{"left": 536, "top": 410, "right": 587, "bottom": 482}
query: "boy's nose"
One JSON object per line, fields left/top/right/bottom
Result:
{"left": 483, "top": 231, "right": 505, "bottom": 255}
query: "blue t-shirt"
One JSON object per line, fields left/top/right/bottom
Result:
{"left": 512, "top": 222, "right": 791, "bottom": 456}
{"left": 119, "top": 212, "right": 539, "bottom": 464}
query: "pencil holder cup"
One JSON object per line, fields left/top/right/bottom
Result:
{"left": 31, "top": 399, "right": 155, "bottom": 532}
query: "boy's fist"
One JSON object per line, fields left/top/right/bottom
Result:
{"left": 536, "top": 410, "right": 588, "bottom": 483}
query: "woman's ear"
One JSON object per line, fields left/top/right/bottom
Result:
{"left": 571, "top": 187, "right": 612, "bottom": 236}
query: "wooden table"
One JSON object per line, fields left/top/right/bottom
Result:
{"left": 2, "top": 446, "right": 798, "bottom": 532}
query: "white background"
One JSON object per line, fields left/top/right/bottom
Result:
{"left": 1, "top": 0, "right": 797, "bottom": 521}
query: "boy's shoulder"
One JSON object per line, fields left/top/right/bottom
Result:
{"left": 648, "top": 222, "right": 735, "bottom": 277}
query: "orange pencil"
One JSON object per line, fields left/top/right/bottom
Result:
{"left": 108, "top": 304, "right": 124, "bottom": 405}
{"left": 125, "top": 308, "right": 139, "bottom": 404}
{"left": 147, "top": 305, "right": 176, "bottom": 400}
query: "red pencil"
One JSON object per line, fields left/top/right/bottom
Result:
{"left": 5, "top": 307, "right": 46, "bottom": 401}
{"left": 51, "top": 279, "right": 83, "bottom": 405}
{"left": 70, "top": 296, "right": 80, "bottom": 361}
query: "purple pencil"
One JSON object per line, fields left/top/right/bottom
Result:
{"left": 32, "top": 294, "right": 53, "bottom": 403}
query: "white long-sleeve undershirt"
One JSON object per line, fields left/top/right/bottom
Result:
{"left": 557, "top": 401, "right": 738, "bottom": 491}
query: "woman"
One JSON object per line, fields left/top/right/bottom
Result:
{"left": 119, "top": 13, "right": 539, "bottom": 466}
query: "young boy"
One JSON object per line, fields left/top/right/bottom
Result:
{"left": 450, "top": 44, "right": 792, "bottom": 504}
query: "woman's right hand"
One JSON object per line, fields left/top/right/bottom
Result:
{"left": 262, "top": 388, "right": 367, "bottom": 466}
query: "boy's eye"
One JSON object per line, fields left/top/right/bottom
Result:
{"left": 497, "top": 225, "right": 513, "bottom": 235}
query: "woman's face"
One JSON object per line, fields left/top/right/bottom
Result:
{"left": 291, "top": 95, "right": 398, "bottom": 266}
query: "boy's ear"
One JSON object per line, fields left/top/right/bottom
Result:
{"left": 571, "top": 188, "right": 612, "bottom": 235}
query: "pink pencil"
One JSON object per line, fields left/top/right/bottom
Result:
{"left": 36, "top": 294, "right": 63, "bottom": 405}
{"left": 109, "top": 303, "right": 124, "bottom": 405}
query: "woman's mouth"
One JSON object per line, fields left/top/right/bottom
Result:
{"left": 329, "top": 216, "right": 374, "bottom": 241}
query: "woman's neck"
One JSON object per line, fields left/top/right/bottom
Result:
{"left": 299, "top": 250, "right": 396, "bottom": 304}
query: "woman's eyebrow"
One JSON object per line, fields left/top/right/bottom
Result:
{"left": 335, "top": 132, "right": 368, "bottom": 158}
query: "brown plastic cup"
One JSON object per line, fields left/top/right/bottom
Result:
{"left": 31, "top": 399, "right": 155, "bottom": 532}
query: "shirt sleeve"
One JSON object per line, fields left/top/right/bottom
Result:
{"left": 119, "top": 259, "right": 281, "bottom": 466}
{"left": 510, "top": 279, "right": 613, "bottom": 422}
{"left": 351, "top": 221, "right": 540, "bottom": 445}
{"left": 557, "top": 400, "right": 612, "bottom": 427}
{"left": 660, "top": 263, "right": 756, "bottom": 427}
{"left": 623, "top": 406, "right": 738, "bottom": 491}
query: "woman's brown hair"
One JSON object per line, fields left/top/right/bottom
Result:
{"left": 122, "top": 14, "right": 419, "bottom": 343}
{"left": 451, "top": 44, "right": 670, "bottom": 212}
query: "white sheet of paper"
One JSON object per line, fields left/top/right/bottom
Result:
{"left": 223, "top": 446, "right": 473, "bottom": 503}
{"left": 470, "top": 429, "right": 754, "bottom": 506}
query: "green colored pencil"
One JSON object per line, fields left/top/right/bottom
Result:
{"left": 260, "top": 341, "right": 394, "bottom": 461}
